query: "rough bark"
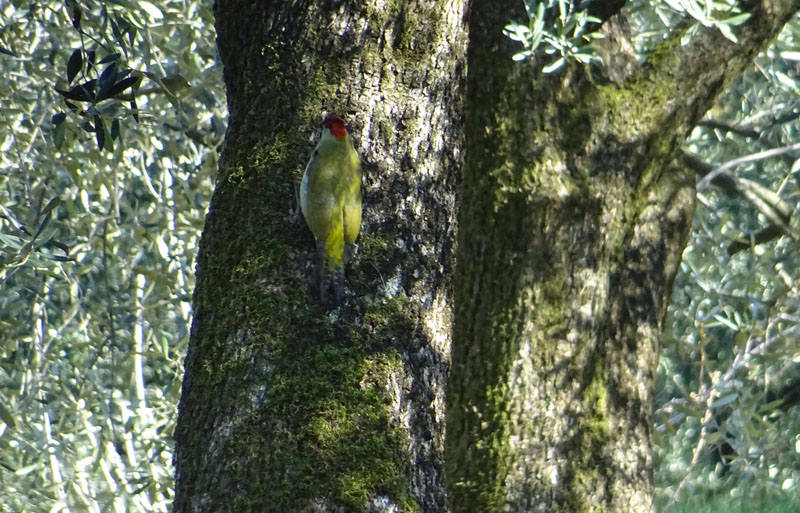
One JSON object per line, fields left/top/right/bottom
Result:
{"left": 447, "top": 1, "right": 800, "bottom": 512}
{"left": 173, "top": 2, "right": 466, "bottom": 512}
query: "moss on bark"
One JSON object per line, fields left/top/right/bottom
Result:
{"left": 174, "top": 1, "right": 466, "bottom": 512}
{"left": 448, "top": 1, "right": 799, "bottom": 512}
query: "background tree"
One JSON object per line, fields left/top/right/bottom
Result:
{"left": 447, "top": 0, "right": 800, "bottom": 511}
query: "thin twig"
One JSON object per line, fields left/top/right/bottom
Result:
{"left": 698, "top": 118, "right": 760, "bottom": 139}
{"left": 697, "top": 142, "right": 800, "bottom": 190}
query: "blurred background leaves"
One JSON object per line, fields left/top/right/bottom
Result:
{"left": 0, "top": 1, "right": 222, "bottom": 511}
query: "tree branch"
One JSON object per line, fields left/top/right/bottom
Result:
{"left": 682, "top": 151, "right": 797, "bottom": 254}
{"left": 682, "top": 151, "right": 736, "bottom": 193}
{"left": 585, "top": 0, "right": 627, "bottom": 24}
{"left": 698, "top": 118, "right": 761, "bottom": 139}
{"left": 727, "top": 225, "right": 786, "bottom": 254}
{"left": 696, "top": 141, "right": 800, "bottom": 189}
{"left": 640, "top": 0, "right": 800, "bottom": 140}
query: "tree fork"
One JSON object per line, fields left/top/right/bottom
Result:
{"left": 447, "top": 1, "right": 800, "bottom": 511}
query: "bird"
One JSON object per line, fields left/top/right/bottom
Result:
{"left": 300, "top": 113, "right": 362, "bottom": 303}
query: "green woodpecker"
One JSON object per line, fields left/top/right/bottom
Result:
{"left": 300, "top": 114, "right": 362, "bottom": 303}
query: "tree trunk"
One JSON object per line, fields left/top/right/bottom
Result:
{"left": 173, "top": 2, "right": 466, "bottom": 512}
{"left": 447, "top": 1, "right": 800, "bottom": 512}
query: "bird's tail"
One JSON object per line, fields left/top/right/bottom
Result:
{"left": 316, "top": 239, "right": 345, "bottom": 304}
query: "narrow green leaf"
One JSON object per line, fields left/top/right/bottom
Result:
{"left": 66, "top": 0, "right": 81, "bottom": 30}
{"left": 130, "top": 97, "right": 139, "bottom": 123}
{"left": 110, "top": 17, "right": 122, "bottom": 42}
{"left": 0, "top": 401, "right": 16, "bottom": 430}
{"left": 98, "top": 75, "right": 141, "bottom": 102}
{"left": 98, "top": 53, "right": 121, "bottom": 65}
{"left": 40, "top": 197, "right": 61, "bottom": 218}
{"left": 711, "top": 314, "right": 738, "bottom": 330}
{"left": 710, "top": 393, "right": 738, "bottom": 408}
{"left": 97, "top": 63, "right": 118, "bottom": 90}
{"left": 759, "top": 399, "right": 785, "bottom": 413}
{"left": 128, "top": 26, "right": 137, "bottom": 47}
{"left": 139, "top": 1, "right": 164, "bottom": 20}
{"left": 55, "top": 78, "right": 96, "bottom": 102}
{"left": 718, "top": 23, "right": 738, "bottom": 43}
{"left": 33, "top": 214, "right": 51, "bottom": 240}
{"left": 86, "top": 49, "right": 96, "bottom": 73}
{"left": 111, "top": 118, "right": 120, "bottom": 140}
{"left": 775, "top": 71, "right": 798, "bottom": 92}
{"left": 53, "top": 118, "right": 66, "bottom": 149}
{"left": 160, "top": 74, "right": 191, "bottom": 97}
{"left": 0, "top": 233, "right": 24, "bottom": 250}
{"left": 0, "top": 44, "right": 18, "bottom": 57}
{"left": 512, "top": 50, "right": 531, "bottom": 61}
{"left": 67, "top": 48, "right": 82, "bottom": 84}
{"left": 94, "top": 115, "right": 105, "bottom": 150}
{"left": 96, "top": 65, "right": 123, "bottom": 102}
{"left": 542, "top": 57, "right": 565, "bottom": 73}
{"left": 722, "top": 12, "right": 751, "bottom": 26}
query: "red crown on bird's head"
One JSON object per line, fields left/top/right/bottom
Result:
{"left": 322, "top": 114, "right": 347, "bottom": 139}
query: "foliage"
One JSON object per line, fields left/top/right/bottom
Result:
{"left": 503, "top": 0, "right": 604, "bottom": 72}
{"left": 0, "top": 1, "right": 223, "bottom": 511}
{"left": 658, "top": 491, "right": 800, "bottom": 513}
{"left": 505, "top": 0, "right": 751, "bottom": 73}
{"left": 651, "top": 6, "right": 800, "bottom": 510}
{"left": 662, "top": 0, "right": 750, "bottom": 43}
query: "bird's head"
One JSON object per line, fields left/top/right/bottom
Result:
{"left": 322, "top": 114, "right": 348, "bottom": 139}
